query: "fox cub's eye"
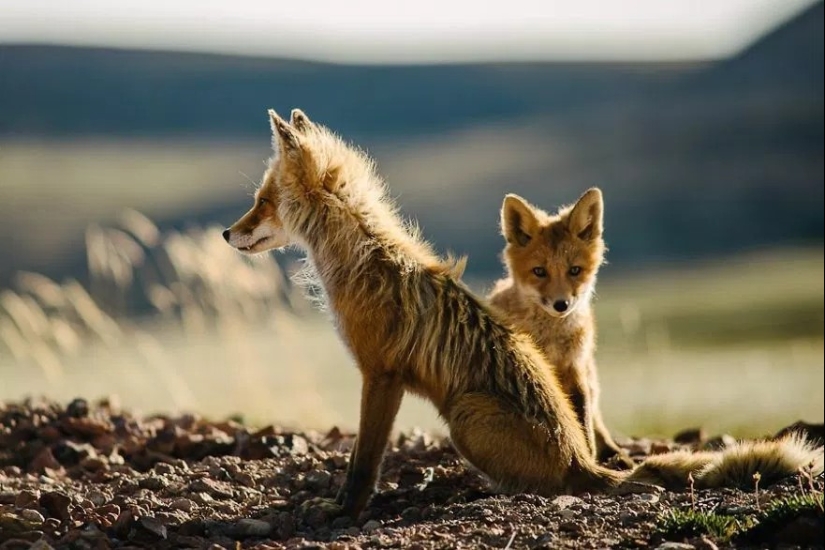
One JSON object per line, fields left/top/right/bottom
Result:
{"left": 568, "top": 266, "right": 582, "bottom": 276}
{"left": 258, "top": 198, "right": 269, "bottom": 207}
{"left": 532, "top": 267, "right": 547, "bottom": 278}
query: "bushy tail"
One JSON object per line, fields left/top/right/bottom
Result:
{"left": 626, "top": 433, "right": 823, "bottom": 490}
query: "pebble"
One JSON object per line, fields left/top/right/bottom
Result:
{"left": 551, "top": 495, "right": 584, "bottom": 510}
{"left": 20, "top": 509, "right": 45, "bottom": 523}
{"left": 233, "top": 518, "right": 272, "bottom": 537}
{"left": 637, "top": 493, "right": 661, "bottom": 504}
{"left": 362, "top": 519, "right": 382, "bottom": 533}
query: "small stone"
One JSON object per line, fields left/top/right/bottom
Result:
{"left": 233, "top": 518, "right": 272, "bottom": 537}
{"left": 362, "top": 520, "right": 382, "bottom": 533}
{"left": 559, "top": 508, "right": 577, "bottom": 520}
{"left": 14, "top": 490, "right": 40, "bottom": 510}
{"left": 80, "top": 456, "right": 108, "bottom": 472}
{"left": 66, "top": 398, "right": 89, "bottom": 418}
{"left": 611, "top": 481, "right": 665, "bottom": 496}
{"left": 169, "top": 498, "right": 195, "bottom": 512}
{"left": 550, "top": 495, "right": 584, "bottom": 510}
{"left": 638, "top": 493, "right": 660, "bottom": 504}
{"left": 286, "top": 434, "right": 309, "bottom": 455}
{"left": 20, "top": 509, "right": 45, "bottom": 523}
{"left": 237, "top": 472, "right": 258, "bottom": 488}
{"left": 39, "top": 491, "right": 72, "bottom": 521}
{"left": 29, "top": 447, "right": 61, "bottom": 473}
{"left": 95, "top": 504, "right": 121, "bottom": 518}
{"left": 42, "top": 518, "right": 61, "bottom": 532}
{"left": 331, "top": 516, "right": 353, "bottom": 529}
{"left": 655, "top": 543, "right": 695, "bottom": 550}
{"left": 650, "top": 442, "right": 674, "bottom": 454}
{"left": 619, "top": 511, "right": 637, "bottom": 525}
{"left": 401, "top": 506, "right": 421, "bottom": 521}
{"left": 560, "top": 521, "right": 583, "bottom": 534}
{"left": 110, "top": 510, "right": 135, "bottom": 538}
{"left": 86, "top": 491, "right": 108, "bottom": 507}
{"left": 305, "top": 470, "right": 332, "bottom": 490}
{"left": 190, "top": 491, "right": 214, "bottom": 505}
{"left": 153, "top": 462, "right": 176, "bottom": 476}
{"left": 139, "top": 476, "right": 169, "bottom": 491}
{"left": 137, "top": 516, "right": 168, "bottom": 540}
{"left": 673, "top": 427, "right": 706, "bottom": 445}
{"left": 189, "top": 478, "right": 234, "bottom": 499}
{"left": 700, "top": 434, "right": 736, "bottom": 451}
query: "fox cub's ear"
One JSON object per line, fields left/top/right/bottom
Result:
{"left": 568, "top": 188, "right": 603, "bottom": 241}
{"left": 269, "top": 109, "right": 303, "bottom": 156}
{"left": 290, "top": 108, "right": 315, "bottom": 133}
{"left": 502, "top": 194, "right": 540, "bottom": 247}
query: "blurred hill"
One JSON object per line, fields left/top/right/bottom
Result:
{"left": 0, "top": 1, "right": 822, "bottom": 284}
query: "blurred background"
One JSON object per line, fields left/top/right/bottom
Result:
{"left": 0, "top": 0, "right": 822, "bottom": 439}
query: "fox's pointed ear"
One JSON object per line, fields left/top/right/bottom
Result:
{"left": 567, "top": 188, "right": 603, "bottom": 241}
{"left": 290, "top": 108, "right": 315, "bottom": 133}
{"left": 268, "top": 109, "right": 302, "bottom": 156}
{"left": 501, "top": 194, "right": 540, "bottom": 247}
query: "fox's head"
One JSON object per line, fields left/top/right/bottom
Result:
{"left": 222, "top": 109, "right": 318, "bottom": 254}
{"left": 500, "top": 188, "right": 606, "bottom": 318}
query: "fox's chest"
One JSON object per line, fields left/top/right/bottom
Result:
{"left": 532, "top": 322, "right": 591, "bottom": 372}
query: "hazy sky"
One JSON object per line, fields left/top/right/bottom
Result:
{"left": 0, "top": 0, "right": 819, "bottom": 63}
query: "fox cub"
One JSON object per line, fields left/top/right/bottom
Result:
{"left": 488, "top": 189, "right": 624, "bottom": 462}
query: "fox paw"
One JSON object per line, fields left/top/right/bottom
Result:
{"left": 604, "top": 450, "right": 636, "bottom": 471}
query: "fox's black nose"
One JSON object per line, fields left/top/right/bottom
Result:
{"left": 222, "top": 229, "right": 231, "bottom": 242}
{"left": 553, "top": 300, "right": 569, "bottom": 313}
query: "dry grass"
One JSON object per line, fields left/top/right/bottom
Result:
{"left": 0, "top": 211, "right": 821, "bottom": 437}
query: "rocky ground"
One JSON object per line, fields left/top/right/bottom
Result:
{"left": 0, "top": 398, "right": 822, "bottom": 550}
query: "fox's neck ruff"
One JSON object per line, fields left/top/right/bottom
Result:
{"left": 279, "top": 130, "right": 447, "bottom": 310}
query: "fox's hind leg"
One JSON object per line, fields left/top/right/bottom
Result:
{"left": 446, "top": 393, "right": 578, "bottom": 495}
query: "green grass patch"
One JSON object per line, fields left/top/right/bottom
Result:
{"left": 657, "top": 491, "right": 824, "bottom": 546}
{"left": 659, "top": 509, "right": 752, "bottom": 543}
{"left": 738, "top": 492, "right": 824, "bottom": 545}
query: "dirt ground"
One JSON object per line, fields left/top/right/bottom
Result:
{"left": 0, "top": 398, "right": 822, "bottom": 549}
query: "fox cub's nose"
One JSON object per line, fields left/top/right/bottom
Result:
{"left": 552, "top": 300, "right": 570, "bottom": 313}
{"left": 222, "top": 229, "right": 231, "bottom": 242}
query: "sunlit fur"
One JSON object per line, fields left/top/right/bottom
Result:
{"left": 629, "top": 433, "right": 824, "bottom": 489}
{"left": 225, "top": 109, "right": 626, "bottom": 517}
{"left": 489, "top": 190, "right": 622, "bottom": 461}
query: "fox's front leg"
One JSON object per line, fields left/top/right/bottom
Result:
{"left": 335, "top": 372, "right": 404, "bottom": 517}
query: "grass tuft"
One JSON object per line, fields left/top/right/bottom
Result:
{"left": 658, "top": 509, "right": 750, "bottom": 542}
{"left": 658, "top": 491, "right": 824, "bottom": 546}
